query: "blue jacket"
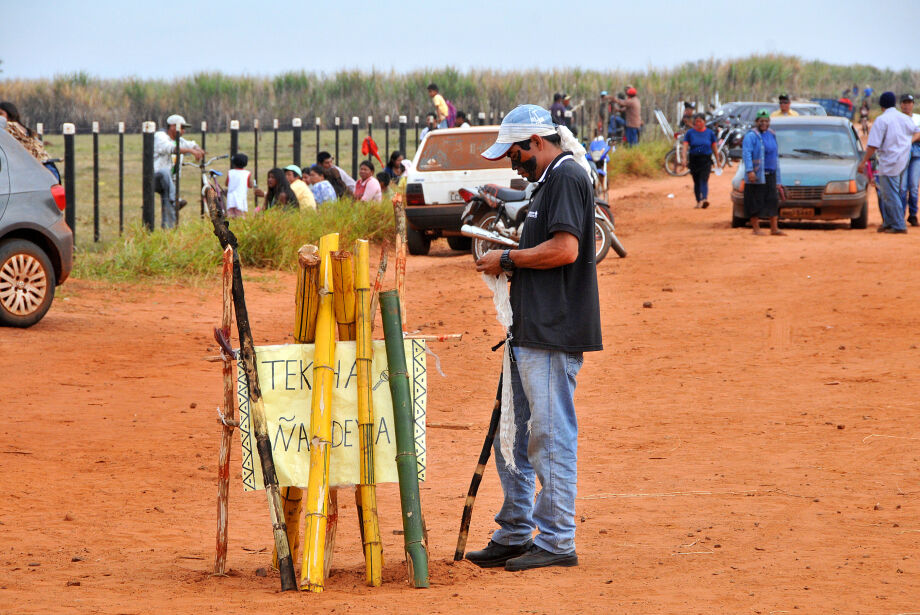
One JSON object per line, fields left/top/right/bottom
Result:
{"left": 742, "top": 128, "right": 782, "bottom": 185}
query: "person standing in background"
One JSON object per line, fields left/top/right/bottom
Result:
{"left": 428, "top": 83, "right": 449, "bottom": 128}
{"left": 742, "top": 110, "right": 786, "bottom": 236}
{"left": 614, "top": 87, "right": 642, "bottom": 146}
{"left": 153, "top": 114, "right": 204, "bottom": 229}
{"left": 898, "top": 94, "right": 920, "bottom": 227}
{"left": 224, "top": 153, "right": 253, "bottom": 218}
{"left": 680, "top": 114, "right": 719, "bottom": 209}
{"left": 770, "top": 94, "right": 799, "bottom": 117}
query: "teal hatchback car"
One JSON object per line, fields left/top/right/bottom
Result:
{"left": 730, "top": 117, "right": 868, "bottom": 229}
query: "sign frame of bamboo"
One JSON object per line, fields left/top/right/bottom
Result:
{"left": 353, "top": 240, "right": 384, "bottom": 585}
{"left": 301, "top": 232, "right": 339, "bottom": 592}
{"left": 214, "top": 246, "right": 235, "bottom": 576}
{"left": 273, "top": 244, "right": 321, "bottom": 573}
{"left": 379, "top": 290, "right": 429, "bottom": 589}
{"left": 202, "top": 181, "right": 297, "bottom": 591}
{"left": 391, "top": 194, "right": 408, "bottom": 328}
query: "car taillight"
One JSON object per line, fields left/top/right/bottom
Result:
{"left": 458, "top": 188, "right": 474, "bottom": 203}
{"left": 406, "top": 182, "right": 425, "bottom": 206}
{"left": 51, "top": 185, "right": 66, "bottom": 211}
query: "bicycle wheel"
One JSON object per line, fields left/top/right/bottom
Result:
{"left": 664, "top": 150, "right": 689, "bottom": 176}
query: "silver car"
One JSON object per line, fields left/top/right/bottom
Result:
{"left": 0, "top": 117, "right": 73, "bottom": 327}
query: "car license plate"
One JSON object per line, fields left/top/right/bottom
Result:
{"left": 781, "top": 207, "right": 814, "bottom": 218}
{"left": 449, "top": 191, "right": 461, "bottom": 202}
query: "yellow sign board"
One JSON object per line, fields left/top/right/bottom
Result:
{"left": 238, "top": 340, "right": 427, "bottom": 490}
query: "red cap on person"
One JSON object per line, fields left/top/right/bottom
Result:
{"left": 626, "top": 87, "right": 637, "bottom": 96}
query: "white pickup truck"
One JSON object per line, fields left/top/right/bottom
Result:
{"left": 404, "top": 126, "right": 526, "bottom": 255}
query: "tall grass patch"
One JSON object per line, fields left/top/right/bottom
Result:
{"left": 607, "top": 140, "right": 671, "bottom": 180}
{"left": 74, "top": 200, "right": 394, "bottom": 281}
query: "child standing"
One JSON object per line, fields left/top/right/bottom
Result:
{"left": 225, "top": 153, "right": 253, "bottom": 218}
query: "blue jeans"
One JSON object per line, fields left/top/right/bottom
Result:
{"left": 625, "top": 126, "right": 639, "bottom": 146}
{"left": 878, "top": 171, "right": 907, "bottom": 230}
{"left": 900, "top": 155, "right": 920, "bottom": 217}
{"left": 154, "top": 168, "right": 177, "bottom": 229}
{"left": 492, "top": 346, "right": 583, "bottom": 554}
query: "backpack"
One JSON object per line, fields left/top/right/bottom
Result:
{"left": 445, "top": 99, "right": 457, "bottom": 127}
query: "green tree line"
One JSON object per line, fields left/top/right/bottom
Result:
{"left": 2, "top": 54, "right": 918, "bottom": 133}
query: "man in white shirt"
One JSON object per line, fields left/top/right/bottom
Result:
{"left": 858, "top": 91, "right": 920, "bottom": 233}
{"left": 154, "top": 114, "right": 203, "bottom": 229}
{"left": 899, "top": 94, "right": 920, "bottom": 226}
{"left": 317, "top": 151, "right": 356, "bottom": 196}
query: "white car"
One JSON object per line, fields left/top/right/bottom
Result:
{"left": 404, "top": 126, "right": 525, "bottom": 255}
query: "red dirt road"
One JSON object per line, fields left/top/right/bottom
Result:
{"left": 2, "top": 170, "right": 919, "bottom": 614}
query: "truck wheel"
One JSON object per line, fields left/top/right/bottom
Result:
{"left": 851, "top": 201, "right": 868, "bottom": 229}
{"left": 407, "top": 227, "right": 431, "bottom": 255}
{"left": 0, "top": 239, "right": 57, "bottom": 328}
{"left": 447, "top": 236, "right": 472, "bottom": 251}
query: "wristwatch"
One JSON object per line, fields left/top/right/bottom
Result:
{"left": 500, "top": 249, "right": 516, "bottom": 272}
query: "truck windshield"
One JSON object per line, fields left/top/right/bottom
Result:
{"left": 416, "top": 131, "right": 511, "bottom": 171}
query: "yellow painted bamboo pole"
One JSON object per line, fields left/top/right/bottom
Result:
{"left": 331, "top": 251, "right": 357, "bottom": 341}
{"left": 272, "top": 244, "right": 321, "bottom": 573}
{"left": 301, "top": 232, "right": 338, "bottom": 592}
{"left": 354, "top": 239, "right": 384, "bottom": 586}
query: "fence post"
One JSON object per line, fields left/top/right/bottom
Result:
{"left": 142, "top": 121, "right": 156, "bottom": 231}
{"left": 36, "top": 123, "right": 43, "bottom": 142}
{"left": 118, "top": 122, "right": 125, "bottom": 235}
{"left": 478, "top": 112, "right": 486, "bottom": 126}
{"left": 384, "top": 115, "right": 390, "bottom": 158}
{"left": 63, "top": 123, "right": 76, "bottom": 243}
{"left": 414, "top": 115, "right": 419, "bottom": 144}
{"left": 367, "top": 115, "right": 373, "bottom": 140}
{"left": 253, "top": 119, "right": 259, "bottom": 211}
{"left": 315, "top": 116, "right": 321, "bottom": 163}
{"left": 489, "top": 111, "right": 494, "bottom": 125}
{"left": 579, "top": 108, "right": 584, "bottom": 140}
{"left": 351, "top": 116, "right": 359, "bottom": 179}
{"left": 174, "top": 121, "right": 182, "bottom": 227}
{"left": 334, "top": 116, "right": 340, "bottom": 165}
{"left": 564, "top": 110, "right": 573, "bottom": 135}
{"left": 272, "top": 118, "right": 278, "bottom": 168}
{"left": 230, "top": 119, "right": 239, "bottom": 159}
{"left": 399, "top": 115, "right": 407, "bottom": 156}
{"left": 292, "top": 117, "right": 302, "bottom": 168}
{"left": 200, "top": 120, "right": 208, "bottom": 216}
{"left": 92, "top": 121, "right": 100, "bottom": 242}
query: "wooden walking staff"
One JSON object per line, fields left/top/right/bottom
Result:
{"left": 380, "top": 290, "right": 429, "bottom": 588}
{"left": 272, "top": 244, "right": 322, "bottom": 572}
{"left": 203, "top": 189, "right": 297, "bottom": 591}
{"left": 214, "top": 246, "right": 236, "bottom": 575}
{"left": 301, "top": 232, "right": 339, "bottom": 592}
{"left": 353, "top": 240, "right": 385, "bottom": 585}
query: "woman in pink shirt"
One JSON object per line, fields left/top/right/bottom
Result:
{"left": 353, "top": 160, "right": 382, "bottom": 201}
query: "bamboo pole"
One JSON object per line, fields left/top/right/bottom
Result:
{"left": 379, "top": 290, "right": 429, "bottom": 588}
{"left": 214, "top": 246, "right": 234, "bottom": 576}
{"left": 354, "top": 239, "right": 384, "bottom": 586}
{"left": 391, "top": 194, "right": 408, "bottom": 329}
{"left": 369, "top": 241, "right": 389, "bottom": 333}
{"left": 272, "top": 244, "right": 321, "bottom": 572}
{"left": 301, "top": 232, "right": 339, "bottom": 592}
{"left": 203, "top": 185, "right": 297, "bottom": 591}
{"left": 331, "top": 251, "right": 357, "bottom": 340}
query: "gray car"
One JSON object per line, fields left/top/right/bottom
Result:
{"left": 0, "top": 117, "right": 73, "bottom": 327}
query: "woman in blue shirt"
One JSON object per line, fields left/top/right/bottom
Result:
{"left": 741, "top": 110, "right": 786, "bottom": 235}
{"left": 680, "top": 114, "right": 719, "bottom": 208}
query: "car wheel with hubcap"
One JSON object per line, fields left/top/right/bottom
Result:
{"left": 0, "top": 239, "right": 56, "bottom": 328}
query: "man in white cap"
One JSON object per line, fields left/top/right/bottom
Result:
{"left": 467, "top": 104, "right": 602, "bottom": 572}
{"left": 154, "top": 114, "right": 203, "bottom": 229}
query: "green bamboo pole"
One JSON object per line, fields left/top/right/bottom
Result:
{"left": 379, "top": 290, "right": 429, "bottom": 589}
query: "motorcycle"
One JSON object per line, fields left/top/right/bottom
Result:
{"left": 663, "top": 117, "right": 735, "bottom": 176}
{"left": 457, "top": 183, "right": 627, "bottom": 264}
{"left": 586, "top": 137, "right": 612, "bottom": 199}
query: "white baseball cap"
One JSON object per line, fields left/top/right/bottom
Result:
{"left": 481, "top": 104, "right": 556, "bottom": 160}
{"left": 166, "top": 114, "right": 191, "bottom": 128}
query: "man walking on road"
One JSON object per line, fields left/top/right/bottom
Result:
{"left": 154, "top": 114, "right": 203, "bottom": 229}
{"left": 469, "top": 104, "right": 602, "bottom": 572}
{"left": 857, "top": 91, "right": 920, "bottom": 233}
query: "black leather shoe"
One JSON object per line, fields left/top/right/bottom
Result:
{"left": 877, "top": 225, "right": 889, "bottom": 233}
{"left": 504, "top": 544, "right": 578, "bottom": 571}
{"left": 465, "top": 540, "right": 532, "bottom": 568}
{"left": 883, "top": 227, "right": 908, "bottom": 234}
{"left": 908, "top": 215, "right": 918, "bottom": 227}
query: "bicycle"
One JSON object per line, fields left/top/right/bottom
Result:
{"left": 184, "top": 153, "right": 229, "bottom": 216}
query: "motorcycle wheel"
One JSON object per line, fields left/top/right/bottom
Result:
{"left": 664, "top": 150, "right": 689, "bottom": 177}
{"left": 594, "top": 220, "right": 612, "bottom": 263}
{"left": 471, "top": 212, "right": 503, "bottom": 261}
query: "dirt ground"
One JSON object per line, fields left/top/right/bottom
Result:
{"left": 2, "top": 168, "right": 919, "bottom": 614}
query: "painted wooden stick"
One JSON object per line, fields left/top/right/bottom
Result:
{"left": 354, "top": 239, "right": 384, "bottom": 585}
{"left": 272, "top": 244, "right": 321, "bottom": 573}
{"left": 203, "top": 185, "right": 296, "bottom": 591}
{"left": 454, "top": 376, "right": 502, "bottom": 561}
{"left": 380, "top": 290, "right": 429, "bottom": 588}
{"left": 214, "top": 245, "right": 235, "bottom": 576}
{"left": 369, "top": 240, "right": 389, "bottom": 333}
{"left": 301, "top": 232, "right": 339, "bottom": 592}
{"left": 391, "top": 194, "right": 408, "bottom": 329}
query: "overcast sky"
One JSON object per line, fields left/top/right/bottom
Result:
{"left": 1, "top": 0, "right": 916, "bottom": 80}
